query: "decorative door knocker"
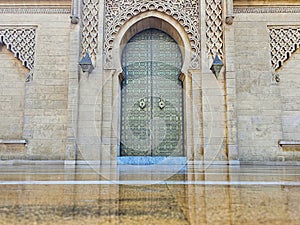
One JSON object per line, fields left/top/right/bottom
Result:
{"left": 158, "top": 98, "right": 165, "bottom": 109}
{"left": 139, "top": 98, "right": 146, "bottom": 109}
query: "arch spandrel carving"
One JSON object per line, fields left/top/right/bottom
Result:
{"left": 104, "top": 0, "right": 200, "bottom": 70}
{"left": 268, "top": 26, "right": 300, "bottom": 71}
{"left": 0, "top": 27, "right": 36, "bottom": 81}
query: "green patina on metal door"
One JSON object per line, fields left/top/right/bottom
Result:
{"left": 120, "top": 29, "right": 184, "bottom": 156}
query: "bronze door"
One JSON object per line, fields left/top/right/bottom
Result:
{"left": 120, "top": 29, "right": 183, "bottom": 156}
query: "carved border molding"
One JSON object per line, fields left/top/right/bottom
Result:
{"left": 0, "top": 7, "right": 71, "bottom": 14}
{"left": 81, "top": 0, "right": 99, "bottom": 59}
{"left": 234, "top": 7, "right": 300, "bottom": 14}
{"left": 268, "top": 26, "right": 300, "bottom": 71}
{"left": 0, "top": 27, "right": 36, "bottom": 81}
{"left": 205, "top": 0, "right": 224, "bottom": 60}
{"left": 104, "top": 0, "right": 200, "bottom": 69}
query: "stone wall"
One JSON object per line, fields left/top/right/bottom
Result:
{"left": 0, "top": 46, "right": 28, "bottom": 156}
{"left": 0, "top": 0, "right": 299, "bottom": 162}
{"left": 0, "top": 46, "right": 27, "bottom": 139}
{"left": 0, "top": 8, "right": 71, "bottom": 159}
{"left": 278, "top": 48, "right": 300, "bottom": 155}
{"left": 234, "top": 7, "right": 300, "bottom": 161}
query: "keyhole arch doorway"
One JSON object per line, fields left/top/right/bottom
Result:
{"left": 120, "top": 28, "right": 184, "bottom": 156}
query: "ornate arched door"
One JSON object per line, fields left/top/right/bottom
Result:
{"left": 120, "top": 29, "right": 184, "bottom": 156}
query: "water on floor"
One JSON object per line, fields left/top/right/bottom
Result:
{"left": 0, "top": 163, "right": 299, "bottom": 225}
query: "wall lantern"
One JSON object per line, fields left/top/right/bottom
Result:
{"left": 79, "top": 52, "right": 94, "bottom": 74}
{"left": 210, "top": 54, "right": 224, "bottom": 79}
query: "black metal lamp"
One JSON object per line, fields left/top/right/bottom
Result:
{"left": 79, "top": 52, "right": 94, "bottom": 74}
{"left": 210, "top": 54, "right": 223, "bottom": 79}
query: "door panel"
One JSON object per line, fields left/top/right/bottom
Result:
{"left": 120, "top": 29, "right": 183, "bottom": 156}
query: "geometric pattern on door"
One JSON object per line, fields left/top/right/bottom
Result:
{"left": 120, "top": 29, "right": 184, "bottom": 156}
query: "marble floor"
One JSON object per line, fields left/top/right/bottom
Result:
{"left": 0, "top": 163, "right": 299, "bottom": 224}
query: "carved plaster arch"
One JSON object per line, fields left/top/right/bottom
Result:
{"left": 111, "top": 11, "right": 193, "bottom": 77}
{"left": 268, "top": 26, "right": 300, "bottom": 71}
{"left": 0, "top": 27, "right": 36, "bottom": 82}
{"left": 105, "top": 0, "right": 200, "bottom": 70}
{"left": 105, "top": 11, "right": 203, "bottom": 163}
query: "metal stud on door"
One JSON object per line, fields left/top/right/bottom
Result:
{"left": 120, "top": 29, "right": 184, "bottom": 157}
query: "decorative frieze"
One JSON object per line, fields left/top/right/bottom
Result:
{"left": 81, "top": 0, "right": 99, "bottom": 60}
{"left": 234, "top": 7, "right": 300, "bottom": 14}
{"left": 205, "top": 0, "right": 224, "bottom": 60}
{"left": 104, "top": 0, "right": 200, "bottom": 69}
{"left": 0, "top": 27, "right": 36, "bottom": 81}
{"left": 268, "top": 26, "right": 300, "bottom": 71}
{"left": 0, "top": 7, "right": 71, "bottom": 14}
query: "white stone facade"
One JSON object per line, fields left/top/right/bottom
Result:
{"left": 0, "top": 0, "right": 299, "bottom": 162}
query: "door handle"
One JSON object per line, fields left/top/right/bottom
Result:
{"left": 139, "top": 98, "right": 146, "bottom": 109}
{"left": 158, "top": 98, "right": 165, "bottom": 109}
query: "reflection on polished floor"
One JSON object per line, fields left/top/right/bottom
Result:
{"left": 0, "top": 163, "right": 299, "bottom": 225}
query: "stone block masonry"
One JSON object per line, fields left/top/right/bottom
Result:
{"left": 0, "top": 1, "right": 299, "bottom": 163}
{"left": 0, "top": 11, "right": 71, "bottom": 160}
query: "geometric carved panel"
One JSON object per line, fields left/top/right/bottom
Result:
{"left": 205, "top": 0, "right": 224, "bottom": 60}
{"left": 104, "top": 0, "right": 201, "bottom": 69}
{"left": 0, "top": 27, "right": 36, "bottom": 81}
{"left": 0, "top": 8, "right": 71, "bottom": 14}
{"left": 81, "top": 0, "right": 99, "bottom": 59}
{"left": 268, "top": 26, "right": 300, "bottom": 71}
{"left": 234, "top": 7, "right": 300, "bottom": 14}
